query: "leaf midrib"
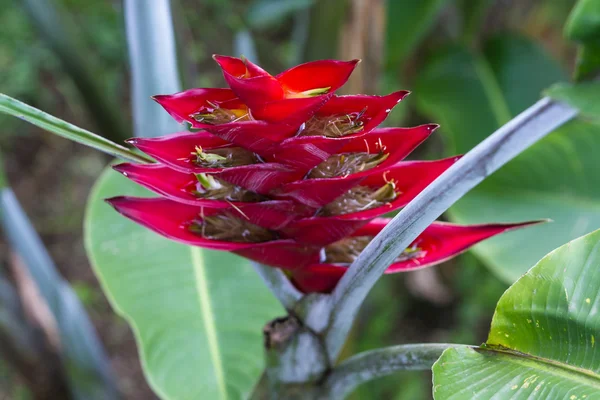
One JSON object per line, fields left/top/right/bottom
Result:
{"left": 191, "top": 247, "right": 228, "bottom": 400}
{"left": 478, "top": 347, "right": 600, "bottom": 389}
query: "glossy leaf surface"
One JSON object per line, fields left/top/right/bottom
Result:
{"left": 434, "top": 229, "right": 600, "bottom": 399}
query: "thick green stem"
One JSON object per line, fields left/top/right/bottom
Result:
{"left": 325, "top": 97, "right": 578, "bottom": 360}
{"left": 321, "top": 344, "right": 461, "bottom": 399}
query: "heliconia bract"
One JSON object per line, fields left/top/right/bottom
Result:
{"left": 108, "top": 55, "right": 539, "bottom": 293}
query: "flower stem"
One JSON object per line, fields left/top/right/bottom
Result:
{"left": 325, "top": 97, "right": 578, "bottom": 360}
{"left": 251, "top": 263, "right": 303, "bottom": 311}
{"left": 321, "top": 344, "right": 462, "bottom": 399}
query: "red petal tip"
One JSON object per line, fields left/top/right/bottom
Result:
{"left": 390, "top": 90, "right": 411, "bottom": 103}
{"left": 212, "top": 54, "right": 232, "bottom": 64}
{"left": 426, "top": 123, "right": 440, "bottom": 132}
{"left": 151, "top": 94, "right": 168, "bottom": 104}
{"left": 104, "top": 196, "right": 128, "bottom": 210}
{"left": 112, "top": 163, "right": 135, "bottom": 175}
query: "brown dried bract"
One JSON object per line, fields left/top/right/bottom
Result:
{"left": 191, "top": 146, "right": 259, "bottom": 168}
{"left": 191, "top": 101, "right": 250, "bottom": 125}
{"left": 319, "top": 182, "right": 397, "bottom": 216}
{"left": 308, "top": 152, "right": 388, "bottom": 179}
{"left": 190, "top": 211, "right": 277, "bottom": 243}
{"left": 191, "top": 174, "right": 265, "bottom": 202}
{"left": 298, "top": 109, "right": 366, "bottom": 138}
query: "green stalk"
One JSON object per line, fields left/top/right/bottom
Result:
{"left": 322, "top": 344, "right": 461, "bottom": 399}
{"left": 0, "top": 94, "right": 152, "bottom": 164}
{"left": 326, "top": 97, "right": 578, "bottom": 360}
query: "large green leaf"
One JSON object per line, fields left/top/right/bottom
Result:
{"left": 384, "top": 0, "right": 449, "bottom": 73}
{"left": 84, "top": 168, "right": 284, "bottom": 399}
{"left": 414, "top": 35, "right": 600, "bottom": 283}
{"left": 416, "top": 35, "right": 566, "bottom": 154}
{"left": 433, "top": 229, "right": 600, "bottom": 399}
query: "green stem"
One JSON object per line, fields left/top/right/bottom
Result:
{"left": 321, "top": 344, "right": 461, "bottom": 399}
{"left": 251, "top": 263, "right": 303, "bottom": 311}
{"left": 326, "top": 97, "right": 578, "bottom": 361}
{"left": 0, "top": 94, "right": 152, "bottom": 164}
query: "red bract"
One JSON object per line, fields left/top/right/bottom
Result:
{"left": 213, "top": 56, "right": 360, "bottom": 124}
{"left": 110, "top": 56, "right": 539, "bottom": 293}
{"left": 290, "top": 220, "right": 545, "bottom": 293}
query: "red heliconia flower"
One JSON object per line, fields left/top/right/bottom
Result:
{"left": 212, "top": 56, "right": 360, "bottom": 124}
{"left": 290, "top": 219, "right": 544, "bottom": 293}
{"left": 109, "top": 56, "right": 540, "bottom": 293}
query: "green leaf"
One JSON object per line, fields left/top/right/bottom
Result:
{"left": 84, "top": 167, "right": 284, "bottom": 399}
{"left": 483, "top": 36, "right": 566, "bottom": 118}
{"left": 384, "top": 0, "right": 449, "bottom": 73}
{"left": 433, "top": 229, "right": 600, "bottom": 399}
{"left": 246, "top": 0, "right": 315, "bottom": 30}
{"left": 546, "top": 81, "right": 600, "bottom": 123}
{"left": 565, "top": 0, "right": 600, "bottom": 42}
{"left": 415, "top": 35, "right": 566, "bottom": 153}
{"left": 434, "top": 346, "right": 600, "bottom": 399}
{"left": 456, "top": 0, "right": 493, "bottom": 43}
{"left": 414, "top": 36, "right": 600, "bottom": 284}
{"left": 382, "top": 0, "right": 449, "bottom": 124}
{"left": 565, "top": 0, "right": 600, "bottom": 81}
{"left": 573, "top": 42, "right": 600, "bottom": 82}
{"left": 0, "top": 94, "right": 151, "bottom": 164}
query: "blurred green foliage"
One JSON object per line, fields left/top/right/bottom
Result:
{"left": 3, "top": 0, "right": 596, "bottom": 399}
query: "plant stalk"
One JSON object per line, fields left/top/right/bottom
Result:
{"left": 125, "top": 0, "right": 182, "bottom": 138}
{"left": 252, "top": 263, "right": 303, "bottom": 311}
{"left": 325, "top": 97, "right": 578, "bottom": 360}
{"left": 0, "top": 94, "right": 151, "bottom": 164}
{"left": 321, "top": 343, "right": 461, "bottom": 399}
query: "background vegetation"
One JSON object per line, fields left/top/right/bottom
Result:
{"left": 0, "top": 0, "right": 586, "bottom": 398}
